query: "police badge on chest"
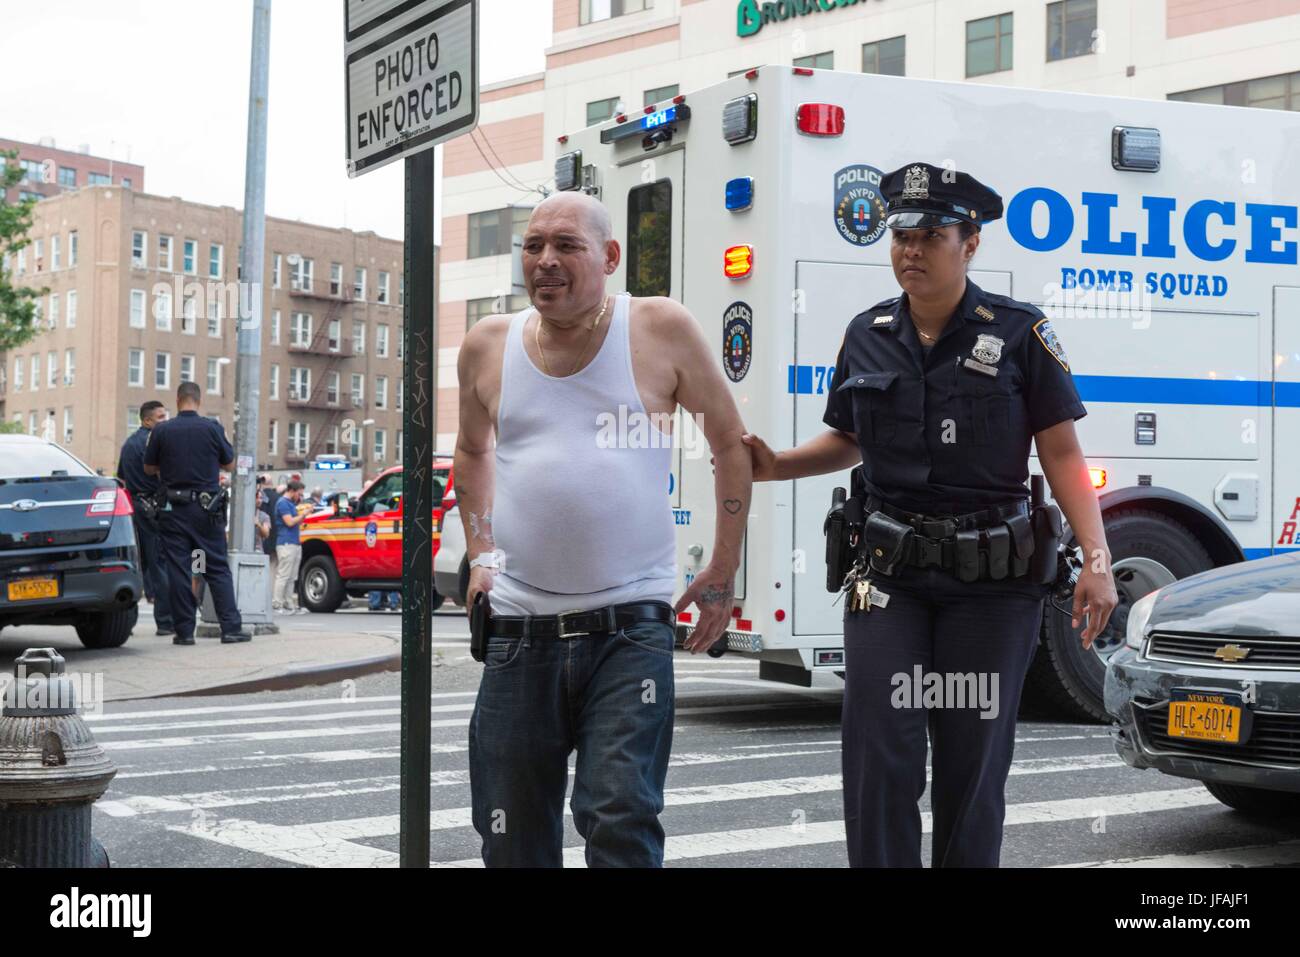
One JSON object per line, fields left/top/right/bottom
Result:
{"left": 963, "top": 333, "right": 1005, "bottom": 377}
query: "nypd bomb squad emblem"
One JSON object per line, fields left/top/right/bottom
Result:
{"left": 833, "top": 165, "right": 888, "bottom": 247}
{"left": 1033, "top": 318, "right": 1070, "bottom": 371}
{"left": 723, "top": 301, "right": 753, "bottom": 382}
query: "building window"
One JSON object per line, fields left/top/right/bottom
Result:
{"left": 644, "top": 84, "right": 678, "bottom": 108}
{"left": 47, "top": 351, "right": 58, "bottom": 388}
{"left": 396, "top": 377, "right": 404, "bottom": 412}
{"left": 129, "top": 289, "right": 146, "bottom": 328}
{"left": 64, "top": 349, "right": 75, "bottom": 386}
{"left": 290, "top": 256, "right": 313, "bottom": 292}
{"left": 66, "top": 290, "right": 77, "bottom": 328}
{"left": 326, "top": 425, "right": 340, "bottom": 455}
{"left": 327, "top": 371, "right": 340, "bottom": 405}
{"left": 183, "top": 239, "right": 196, "bottom": 274}
{"left": 18, "top": 160, "right": 43, "bottom": 183}
{"left": 33, "top": 298, "right": 44, "bottom": 330}
{"left": 131, "top": 230, "right": 147, "bottom": 268}
{"left": 63, "top": 407, "right": 73, "bottom": 445}
{"left": 353, "top": 320, "right": 366, "bottom": 355}
{"left": 289, "top": 367, "right": 311, "bottom": 402}
{"left": 378, "top": 270, "right": 389, "bottom": 304}
{"left": 181, "top": 295, "right": 197, "bottom": 334}
{"left": 49, "top": 293, "right": 59, "bottom": 328}
{"left": 273, "top": 253, "right": 281, "bottom": 289}
{"left": 269, "top": 364, "right": 280, "bottom": 400}
{"left": 12, "top": 357, "right": 22, "bottom": 391}
{"left": 271, "top": 309, "right": 281, "bottom": 345}
{"left": 375, "top": 375, "right": 388, "bottom": 409}
{"left": 580, "top": 0, "right": 650, "bottom": 26}
{"left": 586, "top": 96, "right": 620, "bottom": 127}
{"left": 154, "top": 289, "right": 173, "bottom": 331}
{"left": 348, "top": 424, "right": 361, "bottom": 460}
{"left": 373, "top": 428, "right": 386, "bottom": 463}
{"left": 288, "top": 422, "right": 309, "bottom": 457}
{"left": 351, "top": 373, "right": 364, "bottom": 407}
{"left": 626, "top": 179, "right": 672, "bottom": 298}
{"left": 51, "top": 235, "right": 61, "bottom": 270}
{"left": 207, "top": 301, "right": 222, "bottom": 338}
{"left": 68, "top": 231, "right": 78, "bottom": 267}
{"left": 58, "top": 166, "right": 76, "bottom": 188}
{"left": 34, "top": 238, "right": 44, "bottom": 271}
{"left": 794, "top": 51, "right": 833, "bottom": 70}
{"left": 863, "top": 35, "right": 906, "bottom": 76}
{"left": 207, "top": 358, "right": 222, "bottom": 394}
{"left": 291, "top": 311, "right": 313, "bottom": 347}
{"left": 399, "top": 274, "right": 405, "bottom": 306}
{"left": 967, "top": 12, "right": 1013, "bottom": 78}
{"left": 328, "top": 319, "right": 342, "bottom": 352}
{"left": 16, "top": 248, "right": 25, "bottom": 275}
{"left": 467, "top": 295, "right": 529, "bottom": 329}
{"left": 121, "top": 177, "right": 132, "bottom": 189}
{"left": 87, "top": 171, "right": 110, "bottom": 186}
{"left": 208, "top": 242, "right": 223, "bottom": 279}
{"left": 354, "top": 266, "right": 366, "bottom": 301}
{"left": 397, "top": 326, "right": 403, "bottom": 359}
{"left": 1047, "top": 0, "right": 1097, "bottom": 62}
{"left": 29, "top": 412, "right": 37, "bottom": 436}
{"left": 158, "top": 234, "right": 174, "bottom": 272}
{"left": 180, "top": 354, "right": 195, "bottom": 383}
{"left": 155, "top": 352, "right": 171, "bottom": 389}
{"left": 396, "top": 429, "right": 402, "bottom": 463}
{"left": 330, "top": 262, "right": 342, "bottom": 296}
{"left": 268, "top": 419, "right": 278, "bottom": 456}
{"left": 468, "top": 206, "right": 531, "bottom": 259}
{"left": 376, "top": 324, "right": 389, "bottom": 358}
{"left": 128, "top": 350, "right": 143, "bottom": 387}
{"left": 1170, "top": 71, "right": 1300, "bottom": 111}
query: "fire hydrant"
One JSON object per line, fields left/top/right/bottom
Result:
{"left": 0, "top": 648, "right": 116, "bottom": 867}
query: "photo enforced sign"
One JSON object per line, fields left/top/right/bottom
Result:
{"left": 345, "top": 0, "right": 478, "bottom": 177}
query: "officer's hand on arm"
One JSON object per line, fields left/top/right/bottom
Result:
{"left": 1035, "top": 420, "right": 1118, "bottom": 647}
{"left": 739, "top": 429, "right": 861, "bottom": 482}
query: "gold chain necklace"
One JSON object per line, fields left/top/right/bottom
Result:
{"left": 536, "top": 295, "right": 609, "bottom": 377}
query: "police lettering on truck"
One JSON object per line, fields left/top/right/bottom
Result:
{"left": 555, "top": 68, "right": 1300, "bottom": 722}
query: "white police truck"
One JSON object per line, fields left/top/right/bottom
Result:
{"left": 553, "top": 67, "right": 1300, "bottom": 721}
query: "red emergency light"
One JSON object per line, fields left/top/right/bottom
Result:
{"left": 796, "top": 103, "right": 845, "bottom": 137}
{"left": 724, "top": 245, "right": 754, "bottom": 279}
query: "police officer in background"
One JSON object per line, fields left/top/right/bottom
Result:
{"left": 143, "top": 381, "right": 251, "bottom": 646}
{"left": 116, "top": 400, "right": 174, "bottom": 637}
{"left": 744, "top": 162, "right": 1118, "bottom": 867}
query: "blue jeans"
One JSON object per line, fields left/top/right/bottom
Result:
{"left": 368, "top": 590, "right": 400, "bottom": 610}
{"left": 468, "top": 610, "right": 676, "bottom": 867}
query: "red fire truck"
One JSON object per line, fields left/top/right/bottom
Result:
{"left": 297, "top": 459, "right": 453, "bottom": 612}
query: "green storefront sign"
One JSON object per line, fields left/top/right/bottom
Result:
{"left": 737, "top": 0, "right": 862, "bottom": 38}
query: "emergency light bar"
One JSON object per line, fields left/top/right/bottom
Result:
{"left": 723, "top": 93, "right": 758, "bottom": 145}
{"left": 1112, "top": 126, "right": 1161, "bottom": 171}
{"left": 555, "top": 150, "right": 582, "bottom": 191}
{"left": 600, "top": 103, "right": 692, "bottom": 144}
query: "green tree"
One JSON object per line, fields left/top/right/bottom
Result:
{"left": 0, "top": 148, "right": 45, "bottom": 351}
{"left": 0, "top": 419, "right": 24, "bottom": 434}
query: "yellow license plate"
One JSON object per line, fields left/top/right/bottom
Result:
{"left": 1168, "top": 693, "right": 1242, "bottom": 744}
{"left": 7, "top": 577, "right": 59, "bottom": 601}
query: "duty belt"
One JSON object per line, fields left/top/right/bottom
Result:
{"left": 166, "top": 488, "right": 225, "bottom": 510}
{"left": 865, "top": 497, "right": 1029, "bottom": 538}
{"left": 859, "top": 498, "right": 1035, "bottom": 582}
{"left": 488, "top": 601, "right": 675, "bottom": 640}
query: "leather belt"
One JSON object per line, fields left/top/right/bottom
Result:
{"left": 488, "top": 601, "right": 675, "bottom": 640}
{"left": 866, "top": 496, "right": 1028, "bottom": 539}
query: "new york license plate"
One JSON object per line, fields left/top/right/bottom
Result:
{"left": 1167, "top": 689, "right": 1244, "bottom": 744}
{"left": 7, "top": 576, "right": 59, "bottom": 601}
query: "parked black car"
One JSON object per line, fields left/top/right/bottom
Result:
{"left": 0, "top": 435, "right": 142, "bottom": 648}
{"left": 1106, "top": 552, "right": 1300, "bottom": 815}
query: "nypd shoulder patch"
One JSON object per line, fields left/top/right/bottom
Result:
{"left": 1032, "top": 318, "right": 1070, "bottom": 372}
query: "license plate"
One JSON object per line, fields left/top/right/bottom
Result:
{"left": 7, "top": 576, "right": 59, "bottom": 601}
{"left": 1167, "top": 689, "right": 1244, "bottom": 744}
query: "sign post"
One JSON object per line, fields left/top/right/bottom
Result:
{"left": 344, "top": 0, "right": 477, "bottom": 868}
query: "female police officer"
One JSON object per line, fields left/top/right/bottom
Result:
{"left": 743, "top": 162, "right": 1118, "bottom": 867}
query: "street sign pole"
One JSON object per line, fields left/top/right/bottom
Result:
{"left": 344, "top": 0, "right": 477, "bottom": 869}
{"left": 399, "top": 148, "right": 436, "bottom": 867}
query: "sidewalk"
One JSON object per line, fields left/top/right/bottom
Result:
{"left": 0, "top": 602, "right": 402, "bottom": 703}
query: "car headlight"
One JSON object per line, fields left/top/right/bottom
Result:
{"left": 1125, "top": 590, "right": 1158, "bottom": 650}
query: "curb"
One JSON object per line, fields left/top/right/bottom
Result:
{"left": 156, "top": 648, "right": 403, "bottom": 699}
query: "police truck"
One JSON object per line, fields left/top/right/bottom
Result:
{"left": 552, "top": 67, "right": 1300, "bottom": 721}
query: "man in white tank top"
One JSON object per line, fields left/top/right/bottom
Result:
{"left": 455, "top": 192, "right": 752, "bottom": 867}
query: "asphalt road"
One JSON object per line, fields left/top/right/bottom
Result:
{"left": 87, "top": 613, "right": 1300, "bottom": 867}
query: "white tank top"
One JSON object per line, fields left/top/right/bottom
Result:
{"left": 489, "top": 293, "right": 676, "bottom": 616}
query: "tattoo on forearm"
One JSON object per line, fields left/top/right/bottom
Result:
{"left": 468, "top": 509, "right": 495, "bottom": 547}
{"left": 698, "top": 581, "right": 734, "bottom": 606}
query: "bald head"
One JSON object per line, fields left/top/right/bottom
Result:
{"left": 530, "top": 191, "right": 612, "bottom": 245}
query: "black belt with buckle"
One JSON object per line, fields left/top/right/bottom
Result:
{"left": 865, "top": 496, "right": 1029, "bottom": 539}
{"left": 488, "top": 601, "right": 675, "bottom": 640}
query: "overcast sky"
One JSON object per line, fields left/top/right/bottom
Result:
{"left": 3, "top": 0, "right": 550, "bottom": 240}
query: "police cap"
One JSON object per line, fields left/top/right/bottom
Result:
{"left": 881, "top": 162, "right": 1003, "bottom": 230}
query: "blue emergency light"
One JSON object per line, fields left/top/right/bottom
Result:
{"left": 600, "top": 103, "right": 692, "bottom": 144}
{"left": 725, "top": 177, "right": 754, "bottom": 211}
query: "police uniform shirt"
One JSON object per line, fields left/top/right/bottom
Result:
{"left": 117, "top": 427, "right": 161, "bottom": 498}
{"left": 142, "top": 410, "right": 234, "bottom": 492}
{"left": 823, "top": 280, "right": 1085, "bottom": 513}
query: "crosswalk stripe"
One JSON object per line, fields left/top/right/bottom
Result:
{"left": 87, "top": 693, "right": 475, "bottom": 723}
{"left": 1057, "top": 839, "right": 1300, "bottom": 868}
{"left": 89, "top": 705, "right": 474, "bottom": 736}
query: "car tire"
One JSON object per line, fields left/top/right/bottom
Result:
{"left": 75, "top": 605, "right": 137, "bottom": 649}
{"left": 1025, "top": 508, "right": 1215, "bottom": 724}
{"left": 300, "top": 556, "right": 345, "bottom": 613}
{"left": 1204, "top": 780, "right": 1300, "bottom": 817}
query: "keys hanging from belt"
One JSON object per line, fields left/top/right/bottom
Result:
{"left": 836, "top": 560, "right": 891, "bottom": 614}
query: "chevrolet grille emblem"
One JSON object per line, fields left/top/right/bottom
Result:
{"left": 1213, "top": 643, "right": 1251, "bottom": 662}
